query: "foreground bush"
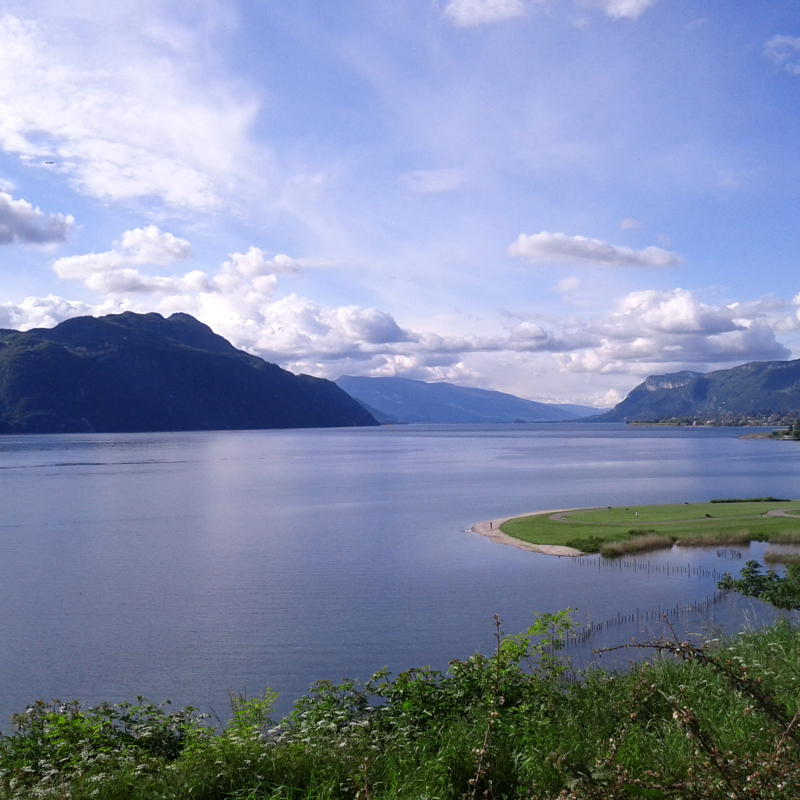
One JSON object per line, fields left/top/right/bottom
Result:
{"left": 2, "top": 610, "right": 799, "bottom": 799}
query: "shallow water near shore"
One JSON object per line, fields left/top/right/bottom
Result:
{"left": 0, "top": 423, "right": 797, "bottom": 722}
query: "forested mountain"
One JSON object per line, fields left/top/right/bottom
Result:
{"left": 0, "top": 312, "right": 378, "bottom": 433}
{"left": 594, "top": 359, "right": 800, "bottom": 422}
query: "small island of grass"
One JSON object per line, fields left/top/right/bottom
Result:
{"left": 489, "top": 499, "right": 800, "bottom": 557}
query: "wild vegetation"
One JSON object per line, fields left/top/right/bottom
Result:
{"left": 719, "top": 560, "right": 800, "bottom": 610}
{"left": 764, "top": 551, "right": 800, "bottom": 565}
{"left": 502, "top": 500, "right": 800, "bottom": 557}
{"left": 597, "top": 533, "right": 674, "bottom": 557}
{"left": 2, "top": 608, "right": 800, "bottom": 800}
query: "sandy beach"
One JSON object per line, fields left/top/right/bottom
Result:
{"left": 471, "top": 510, "right": 583, "bottom": 557}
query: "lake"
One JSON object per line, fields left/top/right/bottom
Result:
{"left": 0, "top": 423, "right": 796, "bottom": 723}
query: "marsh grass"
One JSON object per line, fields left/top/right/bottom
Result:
{"left": 677, "top": 529, "right": 753, "bottom": 547}
{"left": 770, "top": 531, "right": 800, "bottom": 543}
{"left": 600, "top": 533, "right": 674, "bottom": 557}
{"left": 764, "top": 550, "right": 800, "bottom": 565}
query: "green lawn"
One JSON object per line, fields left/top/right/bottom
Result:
{"left": 501, "top": 500, "right": 800, "bottom": 550}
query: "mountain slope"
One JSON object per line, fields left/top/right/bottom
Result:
{"left": 0, "top": 312, "right": 378, "bottom": 433}
{"left": 594, "top": 359, "right": 800, "bottom": 422}
{"left": 335, "top": 375, "right": 600, "bottom": 424}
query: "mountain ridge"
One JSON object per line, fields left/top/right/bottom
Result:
{"left": 593, "top": 358, "right": 800, "bottom": 422}
{"left": 335, "top": 375, "right": 601, "bottom": 424}
{"left": 0, "top": 312, "right": 378, "bottom": 433}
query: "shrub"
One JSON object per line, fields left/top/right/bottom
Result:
{"left": 565, "top": 536, "right": 605, "bottom": 553}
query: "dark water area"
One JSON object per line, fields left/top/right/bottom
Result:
{"left": 0, "top": 423, "right": 798, "bottom": 723}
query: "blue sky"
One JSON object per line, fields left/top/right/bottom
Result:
{"left": 1, "top": 0, "right": 799, "bottom": 406}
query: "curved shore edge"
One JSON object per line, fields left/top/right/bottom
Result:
{"left": 471, "top": 510, "right": 583, "bottom": 557}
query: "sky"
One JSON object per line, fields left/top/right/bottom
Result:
{"left": 1, "top": 0, "right": 799, "bottom": 407}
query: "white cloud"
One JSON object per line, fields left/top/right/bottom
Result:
{"left": 117, "top": 227, "right": 193, "bottom": 264}
{"left": 0, "top": 192, "right": 74, "bottom": 244}
{"left": 559, "top": 289, "right": 792, "bottom": 374}
{"left": 619, "top": 217, "right": 643, "bottom": 231}
{"left": 0, "top": 14, "right": 258, "bottom": 209}
{"left": 221, "top": 248, "right": 300, "bottom": 279}
{"left": 398, "top": 168, "right": 465, "bottom": 193}
{"left": 50, "top": 230, "right": 306, "bottom": 311}
{"left": 601, "top": 0, "right": 655, "bottom": 20}
{"left": 52, "top": 225, "right": 197, "bottom": 293}
{"left": 443, "top": 0, "right": 528, "bottom": 27}
{"left": 509, "top": 230, "right": 683, "bottom": 268}
{"left": 764, "top": 35, "right": 800, "bottom": 76}
{"left": 443, "top": 0, "right": 655, "bottom": 26}
{"left": 44, "top": 228, "right": 313, "bottom": 355}
{"left": 250, "top": 290, "right": 791, "bottom": 386}
{"left": 0, "top": 293, "right": 121, "bottom": 331}
{"left": 7, "top": 237, "right": 797, "bottom": 399}
{"left": 10, "top": 279, "right": 791, "bottom": 381}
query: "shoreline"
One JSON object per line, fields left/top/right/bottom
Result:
{"left": 473, "top": 502, "right": 800, "bottom": 558}
{"left": 471, "top": 510, "right": 583, "bottom": 557}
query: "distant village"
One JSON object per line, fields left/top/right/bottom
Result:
{"left": 633, "top": 412, "right": 800, "bottom": 431}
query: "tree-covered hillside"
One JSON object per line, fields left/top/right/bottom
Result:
{"left": 0, "top": 312, "right": 377, "bottom": 433}
{"left": 594, "top": 359, "right": 800, "bottom": 423}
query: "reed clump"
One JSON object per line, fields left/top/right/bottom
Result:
{"left": 678, "top": 528, "right": 752, "bottom": 547}
{"left": 770, "top": 531, "right": 800, "bottom": 543}
{"left": 600, "top": 533, "right": 674, "bottom": 557}
{"left": 764, "top": 550, "right": 800, "bottom": 565}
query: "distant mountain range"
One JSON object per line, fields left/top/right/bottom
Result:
{"left": 0, "top": 312, "right": 377, "bottom": 434}
{"left": 593, "top": 358, "right": 800, "bottom": 422}
{"left": 335, "top": 375, "right": 602, "bottom": 424}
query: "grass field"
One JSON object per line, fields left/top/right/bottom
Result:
{"left": 500, "top": 499, "right": 800, "bottom": 555}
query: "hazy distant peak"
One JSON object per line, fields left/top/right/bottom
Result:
{"left": 335, "top": 375, "right": 601, "bottom": 424}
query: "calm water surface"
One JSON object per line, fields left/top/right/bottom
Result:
{"left": 0, "top": 423, "right": 797, "bottom": 721}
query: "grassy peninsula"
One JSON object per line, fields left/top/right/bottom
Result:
{"left": 2, "top": 613, "right": 799, "bottom": 799}
{"left": 501, "top": 499, "right": 800, "bottom": 556}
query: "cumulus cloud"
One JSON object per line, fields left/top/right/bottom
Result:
{"left": 398, "top": 168, "right": 465, "bottom": 193}
{"left": 230, "top": 288, "right": 787, "bottom": 383}
{"left": 52, "top": 226, "right": 197, "bottom": 293}
{"left": 558, "top": 289, "right": 792, "bottom": 374}
{"left": 509, "top": 230, "right": 683, "bottom": 268}
{"left": 443, "top": 0, "right": 528, "bottom": 26}
{"left": 764, "top": 35, "right": 800, "bottom": 75}
{"left": 222, "top": 248, "right": 300, "bottom": 279}
{"left": 7, "top": 236, "right": 796, "bottom": 393}
{"left": 0, "top": 192, "right": 73, "bottom": 244}
{"left": 0, "top": 294, "right": 107, "bottom": 331}
{"left": 50, "top": 229, "right": 307, "bottom": 308}
{"left": 0, "top": 15, "right": 258, "bottom": 209}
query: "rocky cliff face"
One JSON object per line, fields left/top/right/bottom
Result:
{"left": 593, "top": 359, "right": 800, "bottom": 423}
{"left": 0, "top": 312, "right": 378, "bottom": 434}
